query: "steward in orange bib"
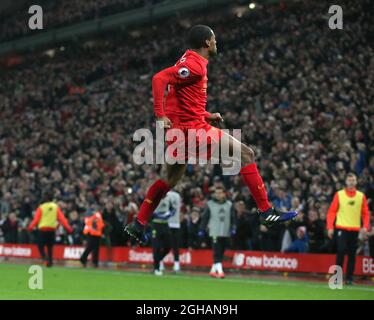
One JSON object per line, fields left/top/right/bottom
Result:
{"left": 27, "top": 191, "right": 73, "bottom": 267}
{"left": 327, "top": 173, "right": 371, "bottom": 284}
{"left": 80, "top": 209, "right": 105, "bottom": 268}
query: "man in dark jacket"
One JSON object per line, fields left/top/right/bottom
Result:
{"left": 1, "top": 212, "right": 19, "bottom": 243}
{"left": 232, "top": 201, "right": 251, "bottom": 250}
{"left": 306, "top": 210, "right": 325, "bottom": 253}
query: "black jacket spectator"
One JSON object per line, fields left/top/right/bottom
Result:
{"left": 1, "top": 213, "right": 19, "bottom": 243}
{"left": 306, "top": 210, "right": 326, "bottom": 253}
{"left": 232, "top": 201, "right": 252, "bottom": 250}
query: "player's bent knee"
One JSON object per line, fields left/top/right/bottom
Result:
{"left": 167, "top": 179, "right": 178, "bottom": 188}
{"left": 165, "top": 175, "right": 181, "bottom": 188}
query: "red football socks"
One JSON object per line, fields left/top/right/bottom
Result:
{"left": 240, "top": 163, "right": 272, "bottom": 212}
{"left": 136, "top": 179, "right": 171, "bottom": 225}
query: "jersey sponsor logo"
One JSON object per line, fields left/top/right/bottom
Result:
{"left": 177, "top": 67, "right": 190, "bottom": 78}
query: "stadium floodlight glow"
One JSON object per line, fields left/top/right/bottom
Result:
{"left": 249, "top": 3, "right": 256, "bottom": 10}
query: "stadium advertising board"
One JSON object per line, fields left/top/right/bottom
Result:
{"left": 1, "top": 244, "right": 373, "bottom": 276}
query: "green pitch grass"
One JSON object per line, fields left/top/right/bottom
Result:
{"left": 0, "top": 263, "right": 373, "bottom": 300}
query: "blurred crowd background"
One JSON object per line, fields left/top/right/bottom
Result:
{"left": 0, "top": 0, "right": 164, "bottom": 42}
{"left": 0, "top": 0, "right": 373, "bottom": 255}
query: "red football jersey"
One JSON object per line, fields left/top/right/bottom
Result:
{"left": 152, "top": 49, "right": 211, "bottom": 124}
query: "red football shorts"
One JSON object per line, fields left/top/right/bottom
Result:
{"left": 165, "top": 121, "right": 223, "bottom": 163}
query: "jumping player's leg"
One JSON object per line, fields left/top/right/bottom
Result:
{"left": 137, "top": 163, "right": 186, "bottom": 225}
{"left": 217, "top": 130, "right": 298, "bottom": 224}
{"left": 125, "top": 163, "right": 186, "bottom": 242}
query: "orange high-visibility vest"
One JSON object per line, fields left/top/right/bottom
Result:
{"left": 83, "top": 212, "right": 104, "bottom": 237}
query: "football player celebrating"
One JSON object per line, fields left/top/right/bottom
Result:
{"left": 125, "top": 25, "right": 298, "bottom": 242}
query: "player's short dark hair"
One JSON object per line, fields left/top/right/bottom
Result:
{"left": 346, "top": 172, "right": 357, "bottom": 179}
{"left": 187, "top": 25, "right": 214, "bottom": 49}
{"left": 43, "top": 190, "right": 54, "bottom": 202}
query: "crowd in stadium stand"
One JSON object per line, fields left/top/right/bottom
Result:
{"left": 0, "top": 1, "right": 373, "bottom": 256}
{"left": 0, "top": 0, "right": 164, "bottom": 42}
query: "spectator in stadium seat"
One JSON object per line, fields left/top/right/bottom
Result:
{"left": 259, "top": 222, "right": 284, "bottom": 252}
{"left": 19, "top": 197, "right": 33, "bottom": 220}
{"left": 290, "top": 197, "right": 304, "bottom": 214}
{"left": 102, "top": 201, "right": 125, "bottom": 246}
{"left": 247, "top": 208, "right": 261, "bottom": 251}
{"left": 0, "top": 213, "right": 20, "bottom": 243}
{"left": 18, "top": 217, "right": 32, "bottom": 244}
{"left": 68, "top": 210, "right": 85, "bottom": 245}
{"left": 306, "top": 210, "right": 325, "bottom": 253}
{"left": 0, "top": 193, "right": 12, "bottom": 216}
{"left": 187, "top": 208, "right": 203, "bottom": 250}
{"left": 283, "top": 226, "right": 309, "bottom": 253}
{"left": 272, "top": 189, "right": 292, "bottom": 211}
{"left": 288, "top": 211, "right": 307, "bottom": 240}
{"left": 232, "top": 200, "right": 251, "bottom": 250}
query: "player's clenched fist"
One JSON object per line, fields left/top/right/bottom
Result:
{"left": 206, "top": 112, "right": 223, "bottom": 123}
{"left": 157, "top": 116, "right": 172, "bottom": 129}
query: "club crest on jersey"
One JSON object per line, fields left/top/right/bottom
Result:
{"left": 178, "top": 67, "right": 190, "bottom": 78}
